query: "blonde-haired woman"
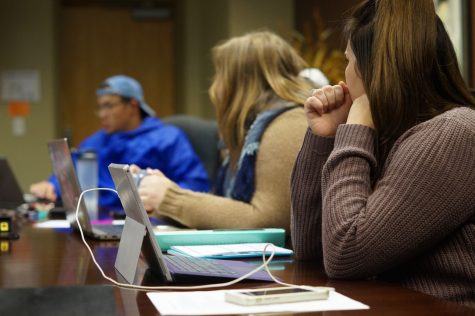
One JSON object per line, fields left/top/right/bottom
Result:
{"left": 291, "top": 0, "right": 475, "bottom": 307}
{"left": 137, "top": 31, "right": 314, "bottom": 230}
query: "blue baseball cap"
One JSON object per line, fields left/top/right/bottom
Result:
{"left": 96, "top": 75, "right": 156, "bottom": 117}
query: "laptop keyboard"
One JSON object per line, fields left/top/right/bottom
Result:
{"left": 164, "top": 255, "right": 238, "bottom": 276}
{"left": 94, "top": 224, "right": 123, "bottom": 235}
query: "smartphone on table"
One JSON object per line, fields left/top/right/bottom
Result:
{"left": 224, "top": 286, "right": 331, "bottom": 306}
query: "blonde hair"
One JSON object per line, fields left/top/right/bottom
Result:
{"left": 209, "top": 31, "right": 312, "bottom": 167}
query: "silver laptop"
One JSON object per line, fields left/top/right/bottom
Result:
{"left": 47, "top": 139, "right": 122, "bottom": 240}
{"left": 0, "top": 157, "right": 25, "bottom": 209}
{"left": 108, "top": 163, "right": 274, "bottom": 284}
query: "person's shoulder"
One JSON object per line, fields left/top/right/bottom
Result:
{"left": 261, "top": 106, "right": 307, "bottom": 143}
{"left": 142, "top": 117, "right": 182, "bottom": 134}
{"left": 79, "top": 129, "right": 107, "bottom": 147}
{"left": 281, "top": 105, "right": 305, "bottom": 117}
{"left": 426, "top": 107, "right": 475, "bottom": 134}
{"left": 438, "top": 106, "right": 475, "bottom": 125}
{"left": 400, "top": 107, "right": 475, "bottom": 147}
{"left": 267, "top": 106, "right": 306, "bottom": 130}
{"left": 141, "top": 117, "right": 188, "bottom": 143}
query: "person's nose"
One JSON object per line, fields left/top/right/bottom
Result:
{"left": 97, "top": 110, "right": 108, "bottom": 119}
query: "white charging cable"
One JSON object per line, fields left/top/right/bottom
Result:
{"left": 76, "top": 188, "right": 316, "bottom": 291}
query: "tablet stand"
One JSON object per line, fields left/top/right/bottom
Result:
{"left": 114, "top": 216, "right": 146, "bottom": 284}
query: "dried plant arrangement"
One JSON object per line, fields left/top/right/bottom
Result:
{"left": 290, "top": 7, "right": 346, "bottom": 84}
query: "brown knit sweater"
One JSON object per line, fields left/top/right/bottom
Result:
{"left": 291, "top": 107, "right": 475, "bottom": 307}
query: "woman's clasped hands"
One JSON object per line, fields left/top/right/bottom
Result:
{"left": 304, "top": 81, "right": 374, "bottom": 136}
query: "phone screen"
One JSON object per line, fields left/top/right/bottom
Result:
{"left": 244, "top": 288, "right": 311, "bottom": 296}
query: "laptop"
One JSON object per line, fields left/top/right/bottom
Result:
{"left": 47, "top": 139, "right": 122, "bottom": 240}
{"left": 108, "top": 163, "right": 274, "bottom": 283}
{"left": 0, "top": 157, "right": 25, "bottom": 209}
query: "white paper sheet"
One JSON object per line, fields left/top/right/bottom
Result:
{"left": 147, "top": 289, "right": 369, "bottom": 315}
{"left": 33, "top": 219, "right": 125, "bottom": 229}
{"left": 33, "top": 220, "right": 71, "bottom": 228}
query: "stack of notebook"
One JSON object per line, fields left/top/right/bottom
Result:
{"left": 154, "top": 228, "right": 286, "bottom": 251}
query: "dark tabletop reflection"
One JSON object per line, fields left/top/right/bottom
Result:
{"left": 0, "top": 221, "right": 473, "bottom": 315}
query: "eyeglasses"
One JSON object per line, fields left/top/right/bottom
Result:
{"left": 95, "top": 101, "right": 125, "bottom": 115}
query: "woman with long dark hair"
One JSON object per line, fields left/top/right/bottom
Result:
{"left": 291, "top": 0, "right": 475, "bottom": 307}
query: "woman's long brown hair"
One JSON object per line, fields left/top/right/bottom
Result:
{"left": 345, "top": 0, "right": 475, "bottom": 151}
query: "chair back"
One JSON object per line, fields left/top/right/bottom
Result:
{"left": 162, "top": 115, "right": 220, "bottom": 187}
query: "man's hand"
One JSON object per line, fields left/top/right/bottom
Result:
{"left": 30, "top": 181, "right": 57, "bottom": 202}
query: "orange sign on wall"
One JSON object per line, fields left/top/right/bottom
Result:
{"left": 7, "top": 101, "right": 30, "bottom": 117}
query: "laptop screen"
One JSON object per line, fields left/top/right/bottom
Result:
{"left": 47, "top": 139, "right": 91, "bottom": 228}
{"left": 0, "top": 157, "right": 24, "bottom": 209}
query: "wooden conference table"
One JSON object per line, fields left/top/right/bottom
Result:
{"left": 0, "top": 221, "right": 473, "bottom": 315}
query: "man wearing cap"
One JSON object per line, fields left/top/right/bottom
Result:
{"left": 30, "top": 74, "right": 209, "bottom": 213}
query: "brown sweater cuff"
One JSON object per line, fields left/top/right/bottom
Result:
{"left": 158, "top": 183, "right": 184, "bottom": 218}
{"left": 302, "top": 128, "right": 335, "bottom": 156}
{"left": 334, "top": 124, "right": 375, "bottom": 153}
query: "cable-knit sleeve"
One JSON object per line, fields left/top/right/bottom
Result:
{"left": 322, "top": 119, "right": 475, "bottom": 279}
{"left": 290, "top": 128, "right": 335, "bottom": 260}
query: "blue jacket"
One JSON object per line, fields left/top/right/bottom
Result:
{"left": 49, "top": 117, "right": 209, "bottom": 211}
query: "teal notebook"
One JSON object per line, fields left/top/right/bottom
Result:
{"left": 154, "top": 228, "right": 286, "bottom": 251}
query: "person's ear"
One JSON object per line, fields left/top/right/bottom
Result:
{"left": 130, "top": 99, "right": 140, "bottom": 112}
